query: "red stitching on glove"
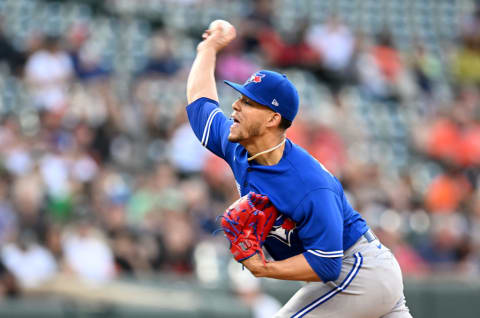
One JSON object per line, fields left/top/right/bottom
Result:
{"left": 221, "top": 192, "right": 278, "bottom": 264}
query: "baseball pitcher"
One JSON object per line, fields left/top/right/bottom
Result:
{"left": 186, "top": 20, "right": 413, "bottom": 318}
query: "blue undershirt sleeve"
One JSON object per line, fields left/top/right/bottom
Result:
{"left": 186, "top": 97, "right": 234, "bottom": 162}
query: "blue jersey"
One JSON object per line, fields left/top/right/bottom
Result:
{"left": 187, "top": 97, "right": 369, "bottom": 280}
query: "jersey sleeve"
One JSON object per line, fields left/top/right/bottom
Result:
{"left": 186, "top": 97, "right": 235, "bottom": 161}
{"left": 295, "top": 188, "right": 344, "bottom": 256}
{"left": 294, "top": 188, "right": 344, "bottom": 281}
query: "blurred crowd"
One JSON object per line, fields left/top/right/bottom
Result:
{"left": 0, "top": 0, "right": 480, "bottom": 300}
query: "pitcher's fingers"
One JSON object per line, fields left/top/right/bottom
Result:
{"left": 202, "top": 30, "right": 211, "bottom": 39}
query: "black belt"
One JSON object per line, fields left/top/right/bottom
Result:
{"left": 363, "top": 229, "right": 377, "bottom": 243}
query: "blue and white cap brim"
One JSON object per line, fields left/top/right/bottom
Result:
{"left": 224, "top": 80, "right": 270, "bottom": 108}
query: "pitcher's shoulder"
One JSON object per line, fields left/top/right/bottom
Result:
{"left": 286, "top": 142, "right": 338, "bottom": 190}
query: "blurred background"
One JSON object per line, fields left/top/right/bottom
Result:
{"left": 0, "top": 0, "right": 479, "bottom": 317}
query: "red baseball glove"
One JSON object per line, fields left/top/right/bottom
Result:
{"left": 220, "top": 192, "right": 278, "bottom": 263}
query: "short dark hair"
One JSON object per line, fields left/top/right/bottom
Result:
{"left": 279, "top": 117, "right": 292, "bottom": 130}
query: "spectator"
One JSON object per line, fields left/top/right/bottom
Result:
{"left": 410, "top": 43, "right": 442, "bottom": 100}
{"left": 306, "top": 15, "right": 355, "bottom": 105}
{"left": 374, "top": 227, "right": 430, "bottom": 277}
{"left": 417, "top": 214, "right": 470, "bottom": 273}
{"left": 306, "top": 15, "right": 355, "bottom": 73}
{"left": 424, "top": 165, "right": 472, "bottom": 214}
{"left": 420, "top": 94, "right": 480, "bottom": 168}
{"left": 258, "top": 20, "right": 319, "bottom": 69}
{"left": 168, "top": 111, "right": 209, "bottom": 177}
{"left": 216, "top": 37, "right": 259, "bottom": 83}
{"left": 25, "top": 35, "right": 74, "bottom": 111}
{"left": 357, "top": 28, "right": 415, "bottom": 101}
{"left": 67, "top": 23, "right": 111, "bottom": 82}
{"left": 239, "top": 0, "right": 275, "bottom": 53}
{"left": 305, "top": 122, "right": 347, "bottom": 176}
{"left": 159, "top": 209, "right": 195, "bottom": 274}
{"left": 110, "top": 229, "right": 152, "bottom": 275}
{"left": 0, "top": 261, "right": 20, "bottom": 298}
{"left": 455, "top": 1, "right": 480, "bottom": 86}
{"left": 451, "top": 41, "right": 480, "bottom": 86}
{"left": 140, "top": 29, "right": 181, "bottom": 77}
{"left": 1, "top": 230, "right": 57, "bottom": 288}
{"left": 372, "top": 30, "right": 403, "bottom": 87}
{"left": 62, "top": 220, "right": 115, "bottom": 283}
{"left": 44, "top": 224, "right": 63, "bottom": 262}
{"left": 460, "top": 1, "right": 480, "bottom": 40}
{"left": 0, "top": 179, "right": 17, "bottom": 245}
{"left": 0, "top": 16, "right": 26, "bottom": 76}
{"left": 228, "top": 260, "right": 282, "bottom": 318}
{"left": 180, "top": 177, "right": 217, "bottom": 235}
{"left": 11, "top": 174, "right": 47, "bottom": 239}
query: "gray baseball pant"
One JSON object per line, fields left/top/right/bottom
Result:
{"left": 274, "top": 231, "right": 413, "bottom": 318}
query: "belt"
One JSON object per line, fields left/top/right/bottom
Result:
{"left": 363, "top": 229, "right": 378, "bottom": 243}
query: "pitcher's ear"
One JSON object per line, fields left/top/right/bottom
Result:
{"left": 266, "top": 112, "right": 282, "bottom": 129}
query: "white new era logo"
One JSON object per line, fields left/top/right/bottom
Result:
{"left": 272, "top": 99, "right": 279, "bottom": 106}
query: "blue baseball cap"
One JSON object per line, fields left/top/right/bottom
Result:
{"left": 224, "top": 70, "right": 299, "bottom": 122}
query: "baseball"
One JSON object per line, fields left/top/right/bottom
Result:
{"left": 208, "top": 19, "right": 236, "bottom": 41}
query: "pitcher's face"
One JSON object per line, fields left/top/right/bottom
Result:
{"left": 228, "top": 95, "right": 273, "bottom": 143}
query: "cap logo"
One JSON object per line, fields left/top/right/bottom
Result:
{"left": 245, "top": 73, "right": 265, "bottom": 84}
{"left": 272, "top": 99, "right": 279, "bottom": 106}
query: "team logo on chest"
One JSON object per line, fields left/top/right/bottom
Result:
{"left": 245, "top": 73, "right": 265, "bottom": 84}
{"left": 267, "top": 215, "right": 296, "bottom": 247}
